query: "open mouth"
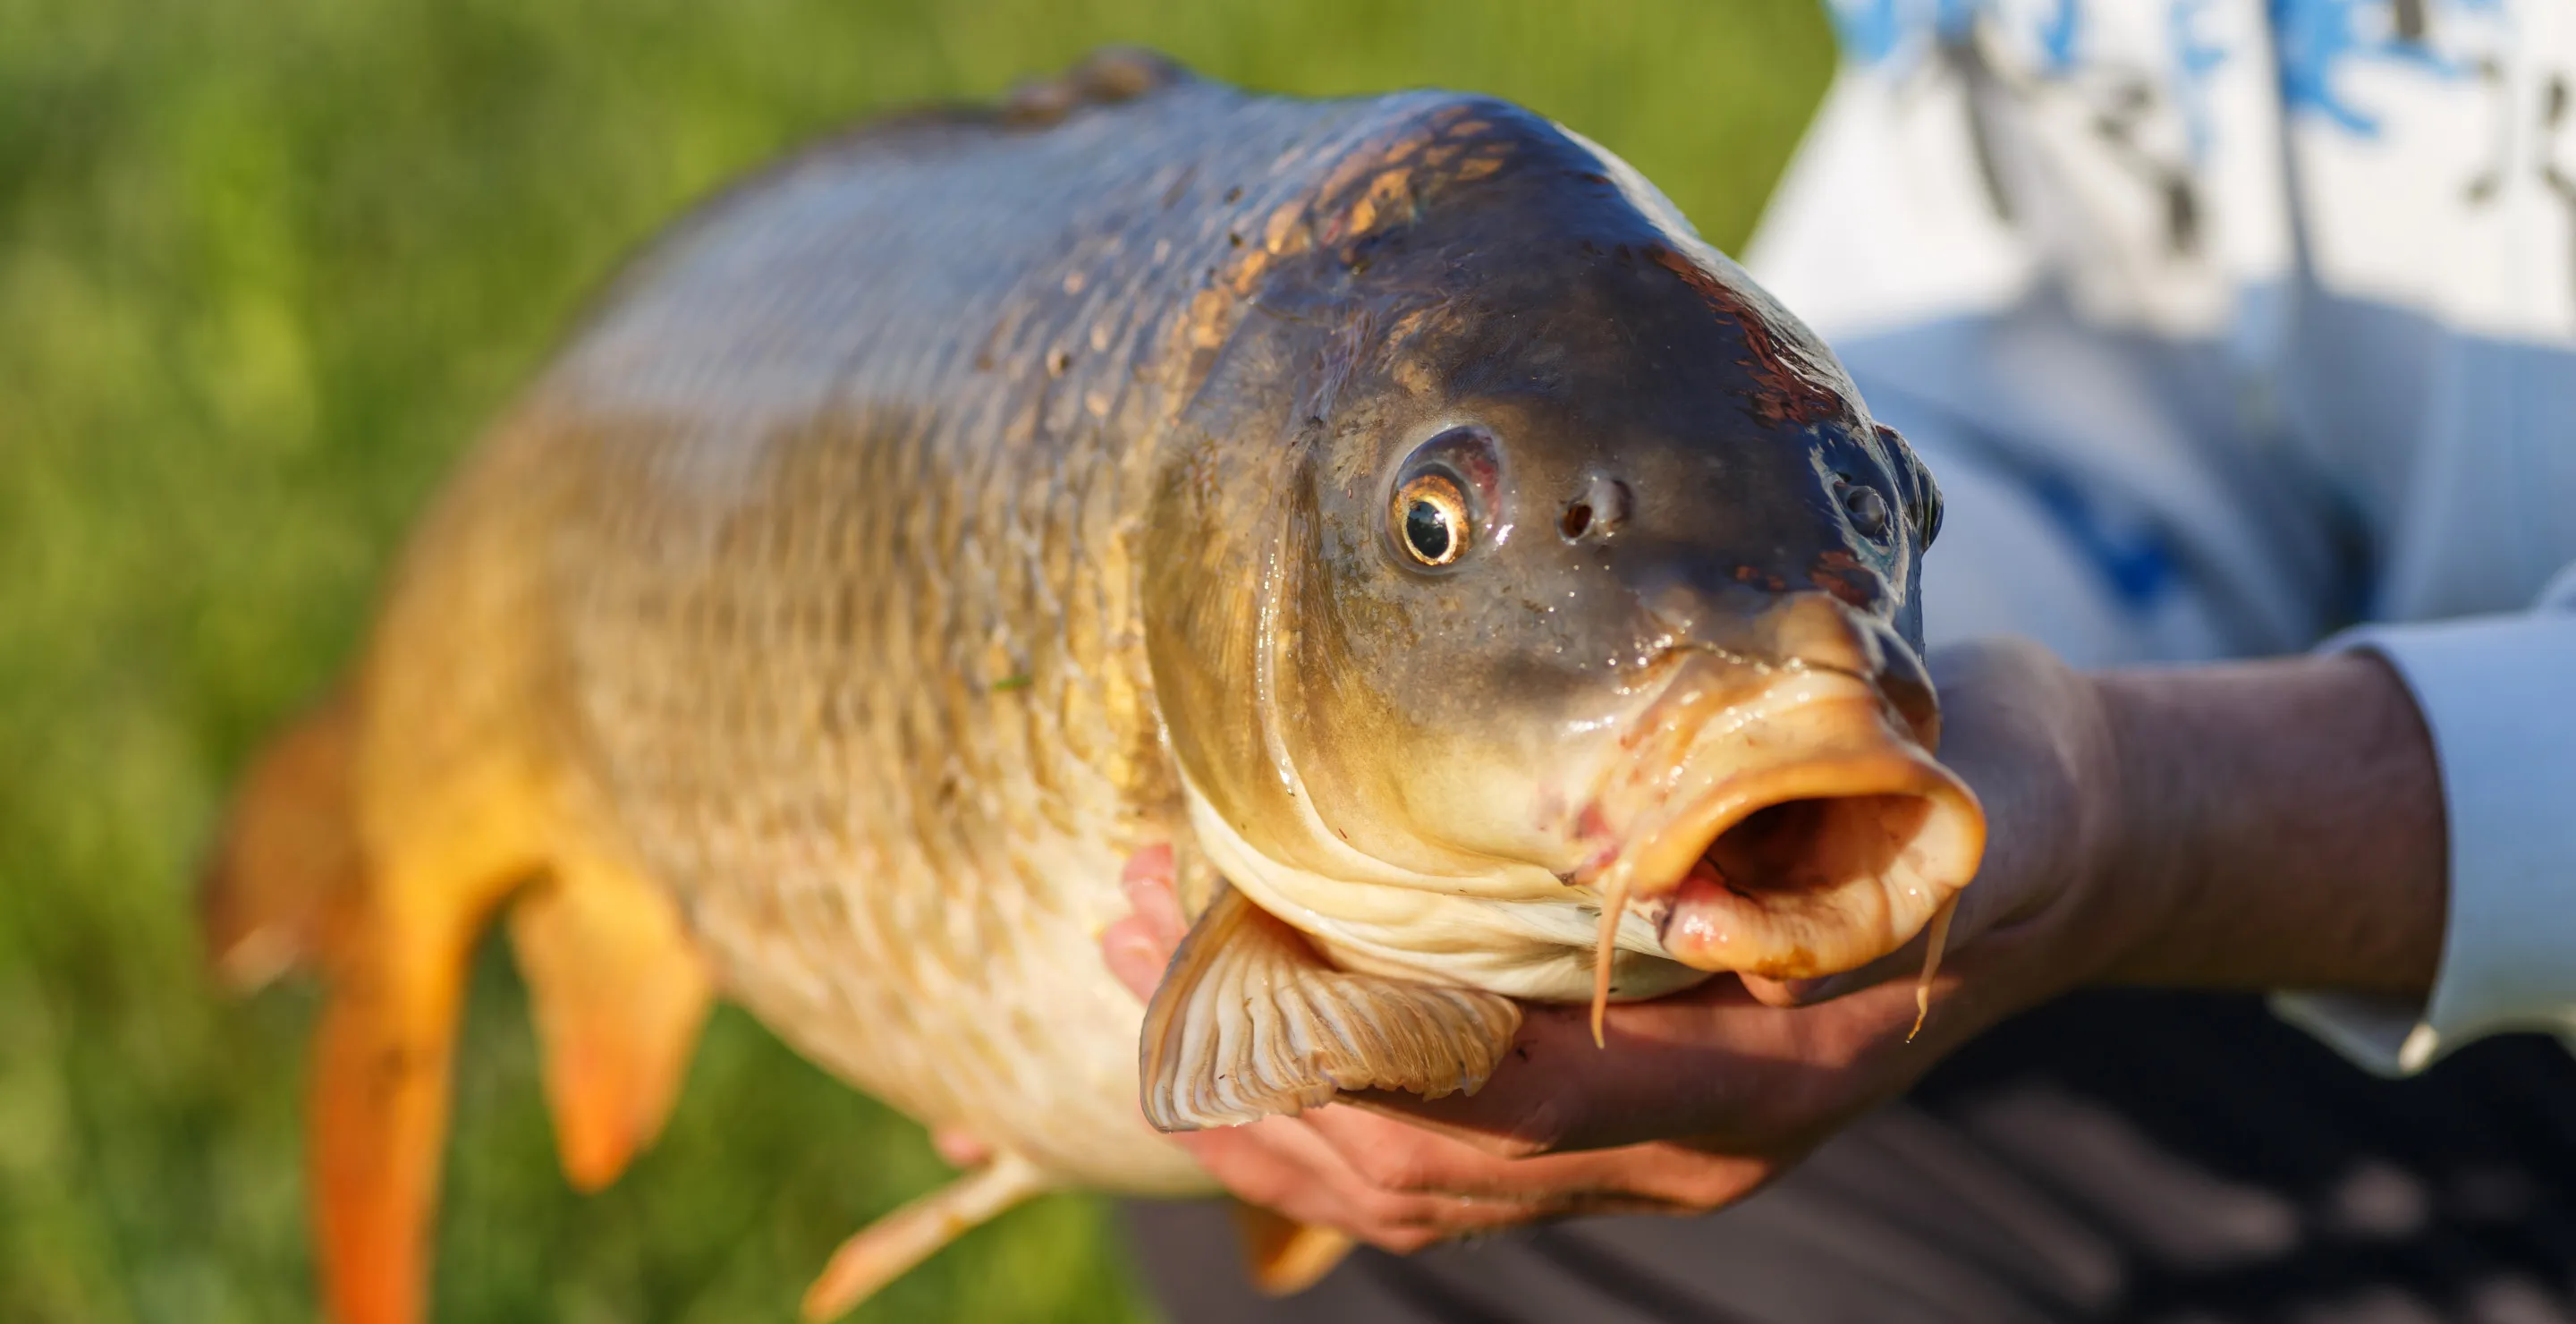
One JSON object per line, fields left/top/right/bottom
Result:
{"left": 1578, "top": 665, "right": 1987, "bottom": 1039}
{"left": 1696, "top": 794, "right": 1934, "bottom": 911}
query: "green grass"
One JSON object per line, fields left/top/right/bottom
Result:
{"left": 0, "top": 1, "right": 1833, "bottom": 1320}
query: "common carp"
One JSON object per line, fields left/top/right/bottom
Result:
{"left": 201, "top": 48, "right": 1984, "bottom": 1324}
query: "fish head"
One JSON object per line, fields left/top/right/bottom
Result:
{"left": 1148, "top": 100, "right": 1982, "bottom": 1002}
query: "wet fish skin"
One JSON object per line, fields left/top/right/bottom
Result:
{"left": 204, "top": 49, "right": 1969, "bottom": 1323}
{"left": 512, "top": 59, "right": 1413, "bottom": 1191}
{"left": 535, "top": 55, "right": 1939, "bottom": 1175}
{"left": 1143, "top": 106, "right": 1951, "bottom": 1004}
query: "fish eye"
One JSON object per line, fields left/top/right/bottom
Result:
{"left": 1394, "top": 472, "right": 1470, "bottom": 567}
{"left": 1385, "top": 424, "right": 1503, "bottom": 571}
{"left": 1839, "top": 480, "right": 1891, "bottom": 542}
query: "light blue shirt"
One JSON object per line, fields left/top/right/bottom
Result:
{"left": 1748, "top": 0, "right": 2576, "bottom": 1073}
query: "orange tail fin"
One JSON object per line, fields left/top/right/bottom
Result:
{"left": 309, "top": 896, "right": 479, "bottom": 1324}
{"left": 205, "top": 697, "right": 711, "bottom": 1324}
{"left": 201, "top": 693, "right": 361, "bottom": 991}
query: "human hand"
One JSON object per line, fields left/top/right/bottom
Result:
{"left": 1100, "top": 638, "right": 2140, "bottom": 1251}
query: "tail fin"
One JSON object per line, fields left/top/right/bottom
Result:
{"left": 304, "top": 818, "right": 710, "bottom": 1324}
{"left": 201, "top": 693, "right": 361, "bottom": 990}
{"left": 205, "top": 695, "right": 711, "bottom": 1324}
{"left": 309, "top": 894, "right": 481, "bottom": 1324}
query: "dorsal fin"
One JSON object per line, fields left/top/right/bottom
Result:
{"left": 1001, "top": 47, "right": 1195, "bottom": 126}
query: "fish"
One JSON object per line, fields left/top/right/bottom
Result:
{"left": 199, "top": 48, "right": 1985, "bottom": 1324}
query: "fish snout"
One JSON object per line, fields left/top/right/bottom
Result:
{"left": 1756, "top": 590, "right": 1938, "bottom": 748}
{"left": 1647, "top": 586, "right": 1939, "bottom": 746}
{"left": 1583, "top": 598, "right": 1983, "bottom": 988}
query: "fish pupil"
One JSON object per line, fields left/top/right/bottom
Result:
{"left": 1842, "top": 485, "right": 1890, "bottom": 539}
{"left": 1406, "top": 500, "right": 1453, "bottom": 562}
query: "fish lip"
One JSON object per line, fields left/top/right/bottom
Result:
{"left": 1602, "top": 736, "right": 1970, "bottom": 903}
{"left": 1576, "top": 669, "right": 1986, "bottom": 982}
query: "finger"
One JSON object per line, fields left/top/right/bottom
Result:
{"left": 1174, "top": 1116, "right": 1560, "bottom": 1252}
{"left": 1355, "top": 975, "right": 1938, "bottom": 1156}
{"left": 1166, "top": 1120, "right": 1362, "bottom": 1231}
{"left": 1299, "top": 1103, "right": 1773, "bottom": 1214}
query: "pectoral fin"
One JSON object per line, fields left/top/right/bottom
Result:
{"left": 1140, "top": 883, "right": 1522, "bottom": 1132}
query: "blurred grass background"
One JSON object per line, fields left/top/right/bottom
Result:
{"left": 0, "top": 1, "right": 1834, "bottom": 1319}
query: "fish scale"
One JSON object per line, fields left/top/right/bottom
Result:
{"left": 538, "top": 82, "right": 1403, "bottom": 1190}
{"left": 205, "top": 51, "right": 1986, "bottom": 1324}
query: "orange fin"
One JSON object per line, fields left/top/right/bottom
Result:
{"left": 507, "top": 852, "right": 713, "bottom": 1191}
{"left": 310, "top": 895, "right": 481, "bottom": 1324}
{"left": 801, "top": 1150, "right": 1055, "bottom": 1322}
{"left": 213, "top": 690, "right": 699, "bottom": 1320}
{"left": 1229, "top": 1201, "right": 1354, "bottom": 1295}
{"left": 298, "top": 816, "right": 705, "bottom": 1322}
{"left": 200, "top": 692, "right": 360, "bottom": 990}
{"left": 1001, "top": 47, "right": 1191, "bottom": 125}
{"left": 207, "top": 694, "right": 471, "bottom": 1324}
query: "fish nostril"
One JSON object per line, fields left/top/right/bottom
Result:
{"left": 1563, "top": 476, "right": 1630, "bottom": 543}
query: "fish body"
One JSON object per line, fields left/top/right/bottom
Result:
{"left": 203, "top": 51, "right": 1982, "bottom": 1323}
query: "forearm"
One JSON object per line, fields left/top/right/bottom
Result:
{"left": 2089, "top": 652, "right": 2447, "bottom": 994}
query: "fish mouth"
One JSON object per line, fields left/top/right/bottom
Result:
{"left": 1578, "top": 662, "right": 1986, "bottom": 1029}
